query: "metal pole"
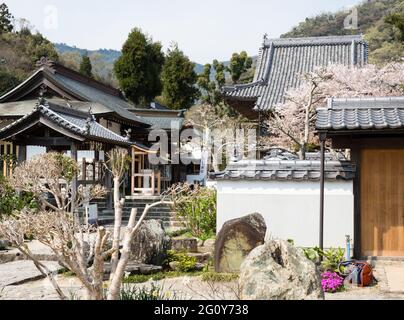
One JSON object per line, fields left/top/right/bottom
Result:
{"left": 319, "top": 134, "right": 326, "bottom": 260}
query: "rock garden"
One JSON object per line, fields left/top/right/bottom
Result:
{"left": 1, "top": 152, "right": 404, "bottom": 300}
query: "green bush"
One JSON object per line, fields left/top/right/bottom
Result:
{"left": 173, "top": 185, "right": 216, "bottom": 241}
{"left": 201, "top": 272, "right": 239, "bottom": 282}
{"left": 303, "top": 247, "right": 345, "bottom": 272}
{"left": 320, "top": 247, "right": 345, "bottom": 272}
{"left": 0, "top": 176, "right": 37, "bottom": 217}
{"left": 165, "top": 250, "right": 197, "bottom": 272}
{"left": 123, "top": 270, "right": 204, "bottom": 284}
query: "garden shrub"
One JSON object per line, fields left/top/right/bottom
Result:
{"left": 173, "top": 185, "right": 216, "bottom": 241}
{"left": 0, "top": 175, "right": 37, "bottom": 217}
{"left": 201, "top": 272, "right": 239, "bottom": 282}
{"left": 123, "top": 271, "right": 204, "bottom": 284}
{"left": 320, "top": 247, "right": 345, "bottom": 272}
{"left": 303, "top": 247, "right": 345, "bottom": 272}
{"left": 165, "top": 250, "right": 197, "bottom": 272}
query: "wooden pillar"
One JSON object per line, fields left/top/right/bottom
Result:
{"left": 131, "top": 147, "right": 135, "bottom": 196}
{"left": 105, "top": 147, "right": 113, "bottom": 210}
{"left": 71, "top": 142, "right": 78, "bottom": 213}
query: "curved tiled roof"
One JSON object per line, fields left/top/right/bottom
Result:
{"left": 210, "top": 159, "right": 355, "bottom": 181}
{"left": 0, "top": 62, "right": 150, "bottom": 127}
{"left": 223, "top": 35, "right": 368, "bottom": 112}
{"left": 316, "top": 97, "right": 404, "bottom": 131}
{"left": 0, "top": 101, "right": 133, "bottom": 146}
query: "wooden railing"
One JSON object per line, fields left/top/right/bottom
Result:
{"left": 132, "top": 169, "right": 161, "bottom": 196}
{"left": 0, "top": 142, "right": 17, "bottom": 177}
{"left": 78, "top": 158, "right": 104, "bottom": 185}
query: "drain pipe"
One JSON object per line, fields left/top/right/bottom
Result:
{"left": 345, "top": 235, "right": 351, "bottom": 261}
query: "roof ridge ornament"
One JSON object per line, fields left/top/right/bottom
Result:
{"left": 37, "top": 84, "right": 49, "bottom": 107}
{"left": 88, "top": 106, "right": 96, "bottom": 121}
{"left": 124, "top": 128, "right": 132, "bottom": 141}
{"left": 85, "top": 118, "right": 91, "bottom": 135}
{"left": 36, "top": 57, "right": 55, "bottom": 69}
{"left": 262, "top": 33, "right": 268, "bottom": 45}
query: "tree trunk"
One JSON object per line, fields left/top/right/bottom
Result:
{"left": 109, "top": 177, "right": 124, "bottom": 280}
{"left": 107, "top": 208, "right": 137, "bottom": 300}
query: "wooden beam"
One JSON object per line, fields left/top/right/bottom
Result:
{"left": 14, "top": 137, "right": 72, "bottom": 147}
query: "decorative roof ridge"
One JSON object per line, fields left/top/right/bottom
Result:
{"left": 263, "top": 35, "right": 365, "bottom": 47}
{"left": 327, "top": 96, "right": 404, "bottom": 109}
{"left": 227, "top": 159, "right": 353, "bottom": 166}
{"left": 0, "top": 68, "right": 44, "bottom": 102}
{"left": 36, "top": 104, "right": 86, "bottom": 135}
{"left": 130, "top": 108, "right": 186, "bottom": 116}
{"left": 222, "top": 80, "right": 264, "bottom": 92}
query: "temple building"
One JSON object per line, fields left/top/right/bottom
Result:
{"left": 222, "top": 35, "right": 368, "bottom": 119}
{"left": 0, "top": 58, "right": 189, "bottom": 207}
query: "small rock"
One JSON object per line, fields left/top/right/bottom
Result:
{"left": 103, "top": 262, "right": 162, "bottom": 279}
{"left": 171, "top": 237, "right": 198, "bottom": 253}
{"left": 194, "top": 262, "right": 205, "bottom": 271}
{"left": 214, "top": 213, "right": 266, "bottom": 273}
{"left": 187, "top": 252, "right": 211, "bottom": 264}
{"left": 169, "top": 261, "right": 179, "bottom": 271}
{"left": 239, "top": 239, "right": 324, "bottom": 300}
{"left": 201, "top": 238, "right": 215, "bottom": 250}
{"left": 0, "top": 239, "right": 11, "bottom": 250}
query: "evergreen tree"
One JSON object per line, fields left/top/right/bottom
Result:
{"left": 385, "top": 12, "right": 404, "bottom": 41}
{"left": 197, "top": 60, "right": 226, "bottom": 106}
{"left": 161, "top": 44, "right": 199, "bottom": 110}
{"left": 0, "top": 3, "right": 13, "bottom": 34}
{"left": 114, "top": 28, "right": 164, "bottom": 104}
{"left": 79, "top": 53, "right": 93, "bottom": 78}
{"left": 227, "top": 51, "right": 252, "bottom": 84}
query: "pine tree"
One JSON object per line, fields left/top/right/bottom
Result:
{"left": 79, "top": 53, "right": 93, "bottom": 78}
{"left": 114, "top": 28, "right": 164, "bottom": 104}
{"left": 161, "top": 44, "right": 199, "bottom": 110}
{"left": 227, "top": 51, "right": 253, "bottom": 84}
{"left": 0, "top": 3, "right": 14, "bottom": 34}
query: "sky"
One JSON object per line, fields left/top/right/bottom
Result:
{"left": 5, "top": 0, "right": 361, "bottom": 64}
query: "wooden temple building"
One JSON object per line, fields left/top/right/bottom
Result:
{"left": 0, "top": 58, "right": 189, "bottom": 205}
{"left": 222, "top": 35, "right": 368, "bottom": 120}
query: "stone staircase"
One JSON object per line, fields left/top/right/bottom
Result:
{"left": 89, "top": 196, "right": 181, "bottom": 229}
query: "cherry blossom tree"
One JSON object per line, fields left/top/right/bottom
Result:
{"left": 267, "top": 62, "right": 404, "bottom": 159}
{"left": 184, "top": 104, "right": 257, "bottom": 172}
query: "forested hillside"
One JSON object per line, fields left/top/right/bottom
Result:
{"left": 281, "top": 0, "right": 403, "bottom": 64}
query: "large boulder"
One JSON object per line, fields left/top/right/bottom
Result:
{"left": 239, "top": 239, "right": 324, "bottom": 300}
{"left": 214, "top": 213, "right": 266, "bottom": 273}
{"left": 130, "top": 219, "right": 170, "bottom": 265}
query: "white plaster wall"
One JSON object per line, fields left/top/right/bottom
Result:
{"left": 216, "top": 180, "right": 354, "bottom": 249}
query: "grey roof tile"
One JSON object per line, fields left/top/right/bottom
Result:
{"left": 210, "top": 159, "right": 355, "bottom": 181}
{"left": 53, "top": 74, "right": 150, "bottom": 126}
{"left": 223, "top": 35, "right": 368, "bottom": 112}
{"left": 0, "top": 102, "right": 133, "bottom": 146}
{"left": 316, "top": 97, "right": 404, "bottom": 131}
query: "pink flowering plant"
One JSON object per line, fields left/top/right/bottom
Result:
{"left": 321, "top": 271, "right": 344, "bottom": 293}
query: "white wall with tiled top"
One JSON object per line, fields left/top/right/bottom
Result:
{"left": 216, "top": 179, "right": 354, "bottom": 249}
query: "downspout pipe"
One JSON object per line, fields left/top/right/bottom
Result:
{"left": 319, "top": 132, "right": 327, "bottom": 261}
